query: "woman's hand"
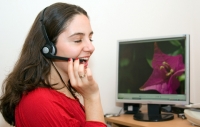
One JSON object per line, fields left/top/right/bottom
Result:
{"left": 67, "top": 58, "right": 105, "bottom": 123}
{"left": 67, "top": 58, "right": 100, "bottom": 100}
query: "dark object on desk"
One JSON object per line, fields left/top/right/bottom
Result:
{"left": 161, "top": 105, "right": 189, "bottom": 114}
{"left": 124, "top": 103, "right": 141, "bottom": 114}
{"left": 178, "top": 113, "right": 187, "bottom": 119}
{"left": 134, "top": 104, "right": 174, "bottom": 122}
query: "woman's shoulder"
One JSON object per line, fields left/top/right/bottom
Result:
{"left": 18, "top": 87, "right": 79, "bottom": 106}
{"left": 19, "top": 87, "right": 65, "bottom": 106}
{"left": 25, "top": 87, "right": 58, "bottom": 98}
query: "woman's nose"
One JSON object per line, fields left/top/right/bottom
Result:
{"left": 83, "top": 39, "right": 95, "bottom": 52}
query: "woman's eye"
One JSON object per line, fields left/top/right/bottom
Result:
{"left": 74, "top": 40, "right": 82, "bottom": 43}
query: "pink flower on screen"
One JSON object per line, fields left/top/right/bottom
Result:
{"left": 140, "top": 42, "right": 185, "bottom": 94}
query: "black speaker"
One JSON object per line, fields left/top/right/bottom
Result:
{"left": 123, "top": 103, "right": 141, "bottom": 114}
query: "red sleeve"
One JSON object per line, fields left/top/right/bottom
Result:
{"left": 15, "top": 88, "right": 106, "bottom": 127}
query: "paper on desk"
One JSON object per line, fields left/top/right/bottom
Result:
{"left": 185, "top": 103, "right": 200, "bottom": 109}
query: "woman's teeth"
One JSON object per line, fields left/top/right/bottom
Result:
{"left": 79, "top": 58, "right": 88, "bottom": 63}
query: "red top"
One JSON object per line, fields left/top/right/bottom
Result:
{"left": 15, "top": 87, "right": 106, "bottom": 127}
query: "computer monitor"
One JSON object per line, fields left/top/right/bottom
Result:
{"left": 116, "top": 34, "right": 190, "bottom": 121}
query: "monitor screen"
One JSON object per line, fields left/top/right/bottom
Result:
{"left": 116, "top": 34, "right": 190, "bottom": 121}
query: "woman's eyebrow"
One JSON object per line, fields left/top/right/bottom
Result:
{"left": 69, "top": 31, "right": 93, "bottom": 37}
{"left": 69, "top": 32, "right": 84, "bottom": 37}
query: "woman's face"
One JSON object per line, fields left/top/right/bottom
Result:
{"left": 54, "top": 14, "right": 94, "bottom": 74}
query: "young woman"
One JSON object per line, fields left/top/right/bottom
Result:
{"left": 0, "top": 2, "right": 106, "bottom": 127}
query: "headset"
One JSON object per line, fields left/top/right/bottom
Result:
{"left": 40, "top": 7, "right": 70, "bottom": 61}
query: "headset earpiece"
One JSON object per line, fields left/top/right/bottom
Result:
{"left": 39, "top": 7, "right": 69, "bottom": 61}
{"left": 42, "top": 43, "right": 56, "bottom": 56}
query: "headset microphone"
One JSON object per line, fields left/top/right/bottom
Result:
{"left": 40, "top": 7, "right": 70, "bottom": 61}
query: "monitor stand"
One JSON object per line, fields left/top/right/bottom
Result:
{"left": 134, "top": 104, "right": 174, "bottom": 122}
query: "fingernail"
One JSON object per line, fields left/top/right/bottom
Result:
{"left": 76, "top": 58, "right": 79, "bottom": 60}
{"left": 68, "top": 58, "right": 71, "bottom": 61}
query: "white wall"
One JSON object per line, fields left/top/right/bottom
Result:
{"left": 0, "top": 0, "right": 200, "bottom": 126}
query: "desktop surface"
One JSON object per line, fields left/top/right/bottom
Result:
{"left": 105, "top": 114, "right": 192, "bottom": 127}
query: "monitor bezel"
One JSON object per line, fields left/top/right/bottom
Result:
{"left": 116, "top": 34, "right": 190, "bottom": 105}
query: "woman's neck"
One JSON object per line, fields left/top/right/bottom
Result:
{"left": 49, "top": 64, "right": 75, "bottom": 99}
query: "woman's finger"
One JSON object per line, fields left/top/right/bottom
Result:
{"left": 67, "top": 58, "right": 76, "bottom": 85}
{"left": 78, "top": 64, "right": 88, "bottom": 83}
{"left": 73, "top": 58, "right": 83, "bottom": 85}
{"left": 78, "top": 63, "right": 85, "bottom": 79}
{"left": 85, "top": 67, "right": 94, "bottom": 83}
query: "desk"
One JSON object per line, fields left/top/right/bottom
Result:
{"left": 105, "top": 114, "right": 192, "bottom": 127}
